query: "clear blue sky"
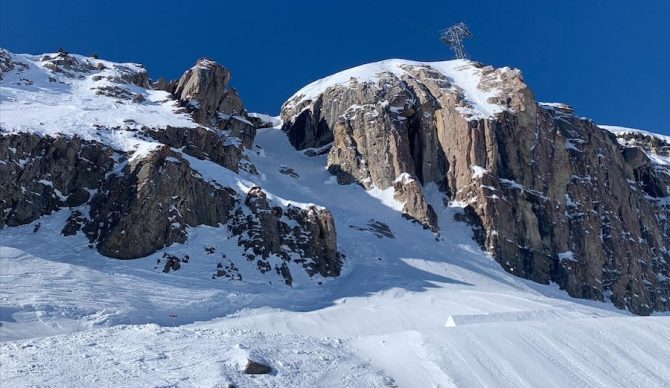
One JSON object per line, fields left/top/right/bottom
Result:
{"left": 2, "top": 0, "right": 669, "bottom": 134}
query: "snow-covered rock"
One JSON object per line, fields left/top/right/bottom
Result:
{"left": 0, "top": 48, "right": 342, "bottom": 281}
{"left": 2, "top": 49, "right": 670, "bottom": 386}
{"left": 281, "top": 57, "right": 670, "bottom": 315}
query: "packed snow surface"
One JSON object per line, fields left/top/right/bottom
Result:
{"left": 285, "top": 58, "right": 511, "bottom": 119}
{"left": 2, "top": 124, "right": 670, "bottom": 387}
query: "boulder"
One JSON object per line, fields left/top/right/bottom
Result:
{"left": 243, "top": 359, "right": 272, "bottom": 375}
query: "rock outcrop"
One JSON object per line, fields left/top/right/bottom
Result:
{"left": 281, "top": 59, "right": 670, "bottom": 314}
{"left": 0, "top": 133, "right": 115, "bottom": 228}
{"left": 229, "top": 186, "right": 341, "bottom": 285}
{"left": 0, "top": 49, "right": 343, "bottom": 283}
{"left": 165, "top": 58, "right": 256, "bottom": 149}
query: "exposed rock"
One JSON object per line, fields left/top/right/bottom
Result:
{"left": 143, "top": 125, "right": 241, "bottom": 173}
{"left": 132, "top": 93, "right": 145, "bottom": 103}
{"left": 247, "top": 113, "right": 279, "bottom": 129}
{"left": 281, "top": 60, "right": 670, "bottom": 314}
{"left": 243, "top": 359, "right": 272, "bottom": 375}
{"left": 0, "top": 48, "right": 21, "bottom": 79}
{"left": 39, "top": 52, "right": 149, "bottom": 87}
{"left": 0, "top": 133, "right": 115, "bottom": 228}
{"left": 223, "top": 114, "right": 255, "bottom": 149}
{"left": 89, "top": 146, "right": 237, "bottom": 259}
{"left": 350, "top": 220, "right": 395, "bottom": 239}
{"left": 0, "top": 133, "right": 340, "bottom": 277}
{"left": 278, "top": 166, "right": 300, "bottom": 179}
{"left": 93, "top": 85, "right": 134, "bottom": 100}
{"left": 0, "top": 133, "right": 237, "bottom": 258}
{"left": 61, "top": 210, "right": 86, "bottom": 236}
{"left": 162, "top": 254, "right": 182, "bottom": 273}
{"left": 229, "top": 186, "right": 342, "bottom": 283}
{"left": 393, "top": 174, "right": 437, "bottom": 231}
{"left": 172, "top": 58, "right": 256, "bottom": 148}
{"left": 174, "top": 58, "right": 232, "bottom": 119}
{"left": 152, "top": 77, "right": 177, "bottom": 93}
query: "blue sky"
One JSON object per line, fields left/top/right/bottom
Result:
{"left": 2, "top": 0, "right": 669, "bottom": 134}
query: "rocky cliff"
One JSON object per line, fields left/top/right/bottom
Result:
{"left": 281, "top": 59, "right": 670, "bottom": 314}
{"left": 0, "top": 48, "right": 342, "bottom": 284}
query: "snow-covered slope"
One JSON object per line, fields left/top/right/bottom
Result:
{"left": 0, "top": 49, "right": 197, "bottom": 159}
{"left": 2, "top": 51, "right": 670, "bottom": 386}
{"left": 2, "top": 125, "right": 670, "bottom": 387}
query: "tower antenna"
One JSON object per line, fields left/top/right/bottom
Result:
{"left": 439, "top": 22, "right": 472, "bottom": 59}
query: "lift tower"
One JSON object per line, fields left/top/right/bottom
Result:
{"left": 439, "top": 23, "right": 472, "bottom": 59}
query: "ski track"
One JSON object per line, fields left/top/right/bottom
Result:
{"left": 1, "top": 126, "right": 669, "bottom": 387}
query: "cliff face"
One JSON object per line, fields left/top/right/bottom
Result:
{"left": 0, "top": 49, "right": 342, "bottom": 284}
{"left": 2, "top": 48, "right": 669, "bottom": 313}
{"left": 281, "top": 59, "right": 670, "bottom": 314}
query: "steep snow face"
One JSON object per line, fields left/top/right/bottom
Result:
{"left": 283, "top": 58, "right": 518, "bottom": 120}
{"left": 0, "top": 49, "right": 197, "bottom": 158}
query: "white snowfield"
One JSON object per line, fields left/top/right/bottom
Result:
{"left": 1, "top": 51, "right": 670, "bottom": 387}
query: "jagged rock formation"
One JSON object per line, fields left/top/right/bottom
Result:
{"left": 229, "top": 186, "right": 341, "bottom": 285}
{"left": 159, "top": 58, "right": 257, "bottom": 149}
{"left": 282, "top": 59, "right": 670, "bottom": 314}
{"left": 0, "top": 49, "right": 342, "bottom": 283}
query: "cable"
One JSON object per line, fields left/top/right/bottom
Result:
{"left": 366, "top": 0, "right": 437, "bottom": 37}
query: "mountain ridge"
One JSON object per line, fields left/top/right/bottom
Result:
{"left": 2, "top": 48, "right": 670, "bottom": 386}
{"left": 2, "top": 48, "right": 669, "bottom": 314}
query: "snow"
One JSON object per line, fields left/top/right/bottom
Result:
{"left": 2, "top": 51, "right": 670, "bottom": 385}
{"left": 558, "top": 251, "right": 576, "bottom": 262}
{"left": 0, "top": 50, "right": 197, "bottom": 159}
{"left": 600, "top": 125, "right": 670, "bottom": 144}
{"left": 285, "top": 58, "right": 512, "bottom": 120}
{"left": 0, "top": 322, "right": 388, "bottom": 388}
{"left": 366, "top": 185, "right": 405, "bottom": 211}
{"left": 393, "top": 172, "right": 414, "bottom": 184}
{"left": 564, "top": 139, "right": 582, "bottom": 151}
{"left": 471, "top": 165, "right": 488, "bottom": 179}
{"left": 182, "top": 152, "right": 321, "bottom": 210}
{"left": 248, "top": 112, "right": 282, "bottom": 127}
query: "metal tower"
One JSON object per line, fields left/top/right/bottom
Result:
{"left": 439, "top": 23, "right": 472, "bottom": 59}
